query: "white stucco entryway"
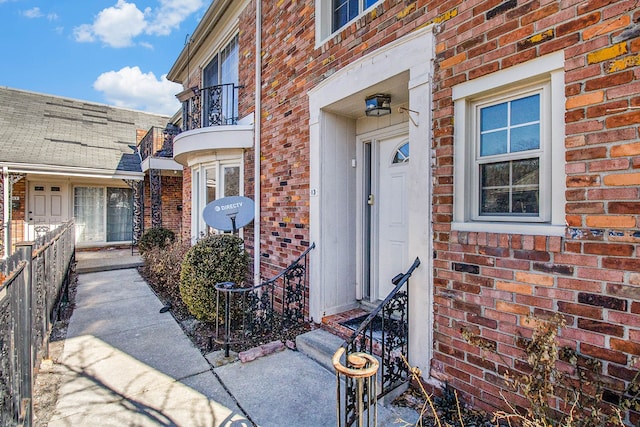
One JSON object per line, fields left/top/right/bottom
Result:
{"left": 307, "top": 25, "right": 435, "bottom": 374}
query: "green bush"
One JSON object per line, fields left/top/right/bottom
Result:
{"left": 179, "top": 234, "right": 250, "bottom": 322}
{"left": 138, "top": 227, "right": 175, "bottom": 254}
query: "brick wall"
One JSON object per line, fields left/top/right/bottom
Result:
{"left": 161, "top": 175, "right": 183, "bottom": 237}
{"left": 429, "top": 0, "right": 640, "bottom": 422}
{"left": 183, "top": 0, "right": 639, "bottom": 421}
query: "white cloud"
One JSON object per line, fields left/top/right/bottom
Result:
{"left": 73, "top": 24, "right": 95, "bottom": 43}
{"left": 23, "top": 7, "right": 43, "bottom": 18}
{"left": 74, "top": 0, "right": 204, "bottom": 48}
{"left": 93, "top": 66, "right": 182, "bottom": 116}
{"left": 47, "top": 13, "right": 59, "bottom": 21}
{"left": 74, "top": 0, "right": 146, "bottom": 48}
{"left": 145, "top": 0, "right": 204, "bottom": 36}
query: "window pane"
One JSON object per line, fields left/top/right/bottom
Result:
{"left": 365, "top": 0, "right": 378, "bottom": 7}
{"left": 480, "top": 130, "right": 507, "bottom": 156}
{"left": 481, "top": 162, "right": 509, "bottom": 187}
{"left": 74, "top": 187, "right": 105, "bottom": 243}
{"left": 481, "top": 102, "right": 507, "bottom": 131}
{"left": 512, "top": 158, "right": 539, "bottom": 186}
{"left": 203, "top": 55, "right": 219, "bottom": 88}
{"left": 511, "top": 124, "right": 540, "bottom": 152}
{"left": 511, "top": 94, "right": 539, "bottom": 125}
{"left": 106, "top": 188, "right": 133, "bottom": 242}
{"left": 512, "top": 188, "right": 539, "bottom": 214}
{"left": 224, "top": 166, "right": 240, "bottom": 197}
{"left": 333, "top": 0, "right": 358, "bottom": 31}
{"left": 206, "top": 168, "right": 217, "bottom": 204}
{"left": 481, "top": 188, "right": 509, "bottom": 214}
{"left": 480, "top": 158, "right": 539, "bottom": 216}
{"left": 393, "top": 143, "right": 410, "bottom": 163}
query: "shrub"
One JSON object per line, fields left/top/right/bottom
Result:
{"left": 179, "top": 234, "right": 250, "bottom": 322}
{"left": 138, "top": 227, "right": 175, "bottom": 254}
{"left": 140, "top": 240, "right": 190, "bottom": 303}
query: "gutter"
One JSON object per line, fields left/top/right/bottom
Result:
{"left": 254, "top": 0, "right": 262, "bottom": 285}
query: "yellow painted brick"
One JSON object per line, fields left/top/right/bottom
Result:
{"left": 587, "top": 41, "right": 628, "bottom": 64}
{"left": 496, "top": 281, "right": 533, "bottom": 295}
{"left": 603, "top": 172, "right": 640, "bottom": 186}
{"left": 496, "top": 301, "right": 531, "bottom": 316}
{"left": 584, "top": 15, "right": 630, "bottom": 41}
{"left": 527, "top": 29, "right": 554, "bottom": 44}
{"left": 612, "top": 142, "right": 640, "bottom": 157}
{"left": 586, "top": 215, "right": 636, "bottom": 228}
{"left": 566, "top": 91, "right": 604, "bottom": 109}
{"left": 609, "top": 53, "right": 640, "bottom": 73}
{"left": 397, "top": 3, "right": 416, "bottom": 19}
{"left": 440, "top": 52, "right": 466, "bottom": 69}
{"left": 515, "top": 271, "right": 554, "bottom": 287}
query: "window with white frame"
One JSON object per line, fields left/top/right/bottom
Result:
{"left": 316, "top": 0, "right": 382, "bottom": 42}
{"left": 202, "top": 34, "right": 239, "bottom": 126}
{"left": 192, "top": 160, "right": 242, "bottom": 237}
{"left": 452, "top": 52, "right": 565, "bottom": 235}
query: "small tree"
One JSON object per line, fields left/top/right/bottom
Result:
{"left": 179, "top": 234, "right": 250, "bottom": 322}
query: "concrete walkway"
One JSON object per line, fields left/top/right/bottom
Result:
{"left": 46, "top": 251, "right": 416, "bottom": 426}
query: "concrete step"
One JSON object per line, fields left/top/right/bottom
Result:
{"left": 296, "top": 328, "right": 344, "bottom": 373}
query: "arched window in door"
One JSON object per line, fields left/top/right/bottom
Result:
{"left": 392, "top": 142, "right": 409, "bottom": 164}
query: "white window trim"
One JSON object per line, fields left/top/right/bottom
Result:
{"left": 315, "top": 0, "right": 383, "bottom": 47}
{"left": 192, "top": 158, "right": 243, "bottom": 238}
{"left": 452, "top": 52, "right": 565, "bottom": 236}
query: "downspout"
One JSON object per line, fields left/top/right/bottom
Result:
{"left": 253, "top": 0, "right": 262, "bottom": 285}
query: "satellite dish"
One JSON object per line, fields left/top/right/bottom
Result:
{"left": 203, "top": 196, "right": 255, "bottom": 233}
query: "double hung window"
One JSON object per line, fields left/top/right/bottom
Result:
{"left": 452, "top": 53, "right": 565, "bottom": 235}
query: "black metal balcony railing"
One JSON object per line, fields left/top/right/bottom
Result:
{"left": 214, "top": 243, "right": 315, "bottom": 356}
{"left": 138, "top": 125, "right": 181, "bottom": 161}
{"left": 335, "top": 257, "right": 421, "bottom": 427}
{"left": 182, "top": 83, "right": 240, "bottom": 132}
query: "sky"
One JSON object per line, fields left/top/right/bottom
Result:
{"left": 0, "top": 0, "right": 208, "bottom": 116}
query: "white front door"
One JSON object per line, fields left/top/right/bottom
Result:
{"left": 28, "top": 182, "right": 69, "bottom": 239}
{"left": 373, "top": 134, "right": 410, "bottom": 299}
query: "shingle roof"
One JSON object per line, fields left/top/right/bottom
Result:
{"left": 0, "top": 87, "right": 171, "bottom": 175}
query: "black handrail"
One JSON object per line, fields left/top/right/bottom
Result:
{"left": 214, "top": 243, "right": 316, "bottom": 356}
{"left": 337, "top": 257, "right": 421, "bottom": 426}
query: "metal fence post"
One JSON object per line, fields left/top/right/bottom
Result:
{"left": 15, "top": 242, "right": 33, "bottom": 427}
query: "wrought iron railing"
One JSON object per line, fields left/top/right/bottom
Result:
{"left": 182, "top": 83, "right": 240, "bottom": 131}
{"left": 0, "top": 220, "right": 75, "bottom": 427}
{"left": 214, "top": 243, "right": 315, "bottom": 356}
{"left": 138, "top": 125, "right": 180, "bottom": 161}
{"left": 335, "top": 257, "right": 421, "bottom": 427}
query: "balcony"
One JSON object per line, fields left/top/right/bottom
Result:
{"left": 138, "top": 126, "right": 182, "bottom": 173}
{"left": 173, "top": 84, "right": 253, "bottom": 166}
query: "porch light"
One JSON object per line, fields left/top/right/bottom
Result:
{"left": 365, "top": 94, "right": 391, "bottom": 117}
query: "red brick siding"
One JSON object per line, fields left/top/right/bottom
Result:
{"left": 183, "top": 0, "right": 640, "bottom": 421}
{"left": 430, "top": 0, "right": 640, "bottom": 420}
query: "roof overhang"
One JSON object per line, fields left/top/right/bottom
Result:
{"left": 141, "top": 157, "right": 183, "bottom": 173}
{"left": 0, "top": 162, "right": 145, "bottom": 181}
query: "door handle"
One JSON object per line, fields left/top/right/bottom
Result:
{"left": 367, "top": 194, "right": 374, "bottom": 205}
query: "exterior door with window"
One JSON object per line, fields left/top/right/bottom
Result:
{"left": 373, "top": 135, "right": 409, "bottom": 299}
{"left": 28, "top": 182, "right": 69, "bottom": 239}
